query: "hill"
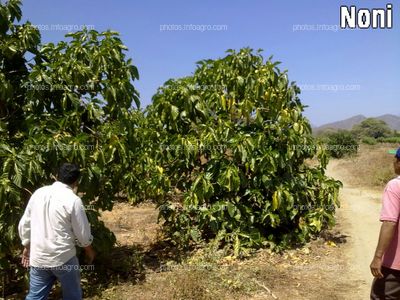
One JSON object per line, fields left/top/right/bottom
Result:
{"left": 313, "top": 114, "right": 400, "bottom": 133}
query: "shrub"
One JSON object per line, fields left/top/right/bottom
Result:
{"left": 326, "top": 130, "right": 359, "bottom": 158}
{"left": 376, "top": 137, "right": 400, "bottom": 144}
{"left": 361, "top": 136, "right": 377, "bottom": 145}
{"left": 147, "top": 48, "right": 342, "bottom": 253}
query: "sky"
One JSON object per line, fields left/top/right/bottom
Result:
{"left": 20, "top": 0, "right": 399, "bottom": 126}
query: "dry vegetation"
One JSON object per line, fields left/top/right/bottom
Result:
{"left": 333, "top": 143, "right": 397, "bottom": 188}
{"left": 86, "top": 202, "right": 360, "bottom": 300}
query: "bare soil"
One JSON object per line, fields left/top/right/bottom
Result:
{"left": 326, "top": 159, "right": 382, "bottom": 299}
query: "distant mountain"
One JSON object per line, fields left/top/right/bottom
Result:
{"left": 313, "top": 114, "right": 400, "bottom": 133}
{"left": 378, "top": 114, "right": 400, "bottom": 130}
{"left": 314, "top": 115, "right": 366, "bottom": 132}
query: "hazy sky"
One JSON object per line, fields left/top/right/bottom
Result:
{"left": 21, "top": 0, "right": 399, "bottom": 126}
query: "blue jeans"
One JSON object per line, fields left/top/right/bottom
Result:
{"left": 26, "top": 256, "right": 82, "bottom": 300}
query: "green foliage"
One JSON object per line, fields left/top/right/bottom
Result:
{"left": 325, "top": 130, "right": 358, "bottom": 158}
{"left": 0, "top": 0, "right": 144, "bottom": 293}
{"left": 361, "top": 136, "right": 377, "bottom": 145}
{"left": 352, "top": 118, "right": 392, "bottom": 139}
{"left": 147, "top": 48, "right": 342, "bottom": 252}
{"left": 376, "top": 136, "right": 400, "bottom": 144}
{"left": 392, "top": 130, "right": 400, "bottom": 137}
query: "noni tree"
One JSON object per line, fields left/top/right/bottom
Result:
{"left": 147, "top": 48, "right": 342, "bottom": 253}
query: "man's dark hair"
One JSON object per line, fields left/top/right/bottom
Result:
{"left": 58, "top": 163, "right": 80, "bottom": 185}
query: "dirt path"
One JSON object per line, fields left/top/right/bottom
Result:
{"left": 327, "top": 159, "right": 383, "bottom": 299}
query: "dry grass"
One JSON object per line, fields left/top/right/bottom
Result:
{"left": 101, "top": 202, "right": 161, "bottom": 249}
{"left": 86, "top": 202, "right": 359, "bottom": 300}
{"left": 333, "top": 143, "right": 398, "bottom": 188}
{"left": 89, "top": 236, "right": 357, "bottom": 300}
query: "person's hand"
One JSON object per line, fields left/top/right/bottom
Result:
{"left": 370, "top": 256, "right": 384, "bottom": 278}
{"left": 21, "top": 246, "right": 30, "bottom": 268}
{"left": 84, "top": 245, "right": 96, "bottom": 265}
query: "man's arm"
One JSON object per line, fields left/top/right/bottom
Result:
{"left": 370, "top": 221, "right": 397, "bottom": 278}
{"left": 21, "top": 244, "right": 30, "bottom": 268}
{"left": 71, "top": 197, "right": 95, "bottom": 263}
{"left": 18, "top": 198, "right": 33, "bottom": 268}
{"left": 18, "top": 199, "right": 32, "bottom": 247}
{"left": 83, "top": 245, "right": 95, "bottom": 264}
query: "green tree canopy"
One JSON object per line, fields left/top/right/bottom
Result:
{"left": 0, "top": 0, "right": 144, "bottom": 293}
{"left": 147, "top": 48, "right": 342, "bottom": 253}
{"left": 325, "top": 130, "right": 358, "bottom": 158}
{"left": 352, "top": 118, "right": 392, "bottom": 139}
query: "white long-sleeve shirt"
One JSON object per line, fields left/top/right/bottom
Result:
{"left": 18, "top": 181, "right": 93, "bottom": 267}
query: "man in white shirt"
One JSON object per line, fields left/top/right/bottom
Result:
{"left": 19, "top": 163, "right": 95, "bottom": 300}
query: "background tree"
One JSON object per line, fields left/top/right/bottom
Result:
{"left": 325, "top": 130, "right": 358, "bottom": 158}
{"left": 352, "top": 118, "right": 392, "bottom": 139}
{"left": 0, "top": 0, "right": 145, "bottom": 294}
{"left": 1, "top": 0, "right": 42, "bottom": 290}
